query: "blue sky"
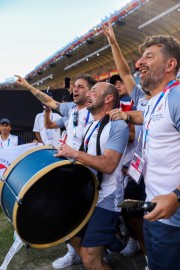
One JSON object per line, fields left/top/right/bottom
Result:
{"left": 0, "top": 0, "right": 130, "bottom": 82}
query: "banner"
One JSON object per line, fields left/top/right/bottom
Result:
{"left": 0, "top": 143, "right": 42, "bottom": 177}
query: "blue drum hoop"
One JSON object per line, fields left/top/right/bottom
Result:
{"left": 0, "top": 146, "right": 98, "bottom": 249}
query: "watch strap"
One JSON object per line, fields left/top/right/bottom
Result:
{"left": 172, "top": 189, "right": 180, "bottom": 203}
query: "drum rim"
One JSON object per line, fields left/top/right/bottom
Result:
{"left": 14, "top": 161, "right": 98, "bottom": 248}
{"left": 3, "top": 145, "right": 53, "bottom": 180}
{"left": 0, "top": 145, "right": 52, "bottom": 210}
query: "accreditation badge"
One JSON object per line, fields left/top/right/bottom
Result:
{"left": 127, "top": 151, "right": 145, "bottom": 184}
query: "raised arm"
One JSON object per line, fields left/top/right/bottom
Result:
{"left": 44, "top": 108, "right": 60, "bottom": 129}
{"left": 102, "top": 23, "right": 135, "bottom": 94}
{"left": 15, "top": 76, "right": 61, "bottom": 112}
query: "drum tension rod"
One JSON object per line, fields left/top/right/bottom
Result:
{"left": 67, "top": 157, "right": 76, "bottom": 164}
{"left": 1, "top": 179, "right": 22, "bottom": 205}
{"left": 16, "top": 197, "right": 22, "bottom": 205}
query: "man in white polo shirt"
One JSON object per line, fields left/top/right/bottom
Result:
{"left": 108, "top": 35, "right": 180, "bottom": 270}
{"left": 33, "top": 107, "right": 61, "bottom": 147}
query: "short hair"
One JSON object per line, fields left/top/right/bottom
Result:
{"left": 76, "top": 74, "right": 97, "bottom": 89}
{"left": 104, "top": 83, "right": 119, "bottom": 109}
{"left": 139, "top": 35, "right": 180, "bottom": 73}
{"left": 110, "top": 75, "right": 123, "bottom": 85}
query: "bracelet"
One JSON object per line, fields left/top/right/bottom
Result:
{"left": 124, "top": 113, "right": 130, "bottom": 124}
{"left": 35, "top": 89, "right": 40, "bottom": 96}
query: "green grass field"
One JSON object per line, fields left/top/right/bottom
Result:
{"left": 0, "top": 208, "right": 67, "bottom": 270}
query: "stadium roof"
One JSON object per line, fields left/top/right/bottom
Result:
{"left": 1, "top": 0, "right": 180, "bottom": 90}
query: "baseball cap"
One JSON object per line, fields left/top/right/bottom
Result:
{"left": 0, "top": 118, "right": 11, "bottom": 125}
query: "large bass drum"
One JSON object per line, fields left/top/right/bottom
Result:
{"left": 0, "top": 146, "right": 98, "bottom": 248}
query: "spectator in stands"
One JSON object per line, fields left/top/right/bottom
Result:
{"left": 0, "top": 118, "right": 24, "bottom": 148}
{"left": 54, "top": 81, "right": 129, "bottom": 270}
{"left": 33, "top": 106, "right": 61, "bottom": 148}
{"left": 105, "top": 30, "right": 180, "bottom": 270}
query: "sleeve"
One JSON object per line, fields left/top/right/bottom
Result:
{"left": 56, "top": 116, "right": 69, "bottom": 128}
{"left": 130, "top": 85, "right": 146, "bottom": 107}
{"left": 106, "top": 121, "right": 129, "bottom": 154}
{"left": 168, "top": 85, "right": 180, "bottom": 132}
{"left": 60, "top": 102, "right": 75, "bottom": 117}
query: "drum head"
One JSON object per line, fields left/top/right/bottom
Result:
{"left": 15, "top": 162, "right": 98, "bottom": 248}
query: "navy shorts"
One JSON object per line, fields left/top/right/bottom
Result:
{"left": 78, "top": 207, "right": 125, "bottom": 252}
{"left": 143, "top": 219, "right": 180, "bottom": 270}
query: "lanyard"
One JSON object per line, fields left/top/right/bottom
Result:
{"left": 0, "top": 138, "right": 10, "bottom": 148}
{"left": 85, "top": 111, "right": 90, "bottom": 126}
{"left": 73, "top": 108, "right": 90, "bottom": 138}
{"left": 84, "top": 120, "right": 102, "bottom": 152}
{"left": 135, "top": 129, "right": 142, "bottom": 154}
{"left": 143, "top": 80, "right": 180, "bottom": 150}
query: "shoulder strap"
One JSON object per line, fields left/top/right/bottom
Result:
{"left": 96, "top": 115, "right": 109, "bottom": 190}
{"left": 79, "top": 123, "right": 92, "bottom": 151}
{"left": 79, "top": 115, "right": 109, "bottom": 190}
{"left": 96, "top": 115, "right": 109, "bottom": 156}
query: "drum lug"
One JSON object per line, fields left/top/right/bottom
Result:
{"left": 0, "top": 175, "right": 6, "bottom": 182}
{"left": 16, "top": 197, "right": 22, "bottom": 205}
{"left": 25, "top": 243, "right": 31, "bottom": 250}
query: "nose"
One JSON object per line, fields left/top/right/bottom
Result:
{"left": 136, "top": 55, "right": 145, "bottom": 69}
{"left": 73, "top": 84, "right": 78, "bottom": 92}
{"left": 86, "top": 90, "right": 91, "bottom": 98}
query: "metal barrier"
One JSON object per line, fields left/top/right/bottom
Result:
{"left": 11, "top": 130, "right": 35, "bottom": 143}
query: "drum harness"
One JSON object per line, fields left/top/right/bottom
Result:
{"left": 79, "top": 115, "right": 109, "bottom": 190}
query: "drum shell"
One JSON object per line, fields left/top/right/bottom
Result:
{"left": 0, "top": 146, "right": 98, "bottom": 248}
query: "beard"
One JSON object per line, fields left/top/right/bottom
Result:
{"left": 75, "top": 96, "right": 87, "bottom": 106}
{"left": 87, "top": 97, "right": 104, "bottom": 114}
{"left": 140, "top": 64, "right": 166, "bottom": 92}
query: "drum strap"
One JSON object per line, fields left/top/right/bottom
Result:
{"left": 79, "top": 115, "right": 109, "bottom": 190}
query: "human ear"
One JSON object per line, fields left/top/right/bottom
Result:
{"left": 166, "top": 58, "right": 177, "bottom": 73}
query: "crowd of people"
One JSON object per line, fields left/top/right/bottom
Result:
{"left": 0, "top": 22, "right": 180, "bottom": 270}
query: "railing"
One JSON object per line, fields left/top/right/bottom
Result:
{"left": 11, "top": 130, "right": 36, "bottom": 143}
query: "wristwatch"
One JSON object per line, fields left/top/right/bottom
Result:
{"left": 172, "top": 189, "right": 180, "bottom": 203}
{"left": 125, "top": 113, "right": 130, "bottom": 124}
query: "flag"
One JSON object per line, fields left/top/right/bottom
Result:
{"left": 0, "top": 143, "right": 43, "bottom": 177}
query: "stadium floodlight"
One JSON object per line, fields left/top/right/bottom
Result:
{"left": 64, "top": 44, "right": 110, "bottom": 71}
{"left": 138, "top": 3, "right": 180, "bottom": 29}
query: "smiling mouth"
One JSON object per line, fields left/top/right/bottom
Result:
{"left": 139, "top": 68, "right": 148, "bottom": 78}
